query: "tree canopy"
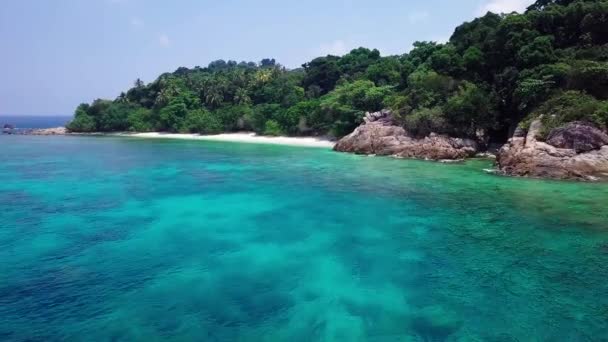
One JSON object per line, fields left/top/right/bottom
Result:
{"left": 69, "top": 0, "right": 608, "bottom": 144}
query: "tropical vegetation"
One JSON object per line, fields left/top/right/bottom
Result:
{"left": 69, "top": 0, "right": 608, "bottom": 144}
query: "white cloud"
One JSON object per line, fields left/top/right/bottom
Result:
{"left": 317, "top": 40, "right": 351, "bottom": 56}
{"left": 159, "top": 33, "right": 170, "bottom": 47}
{"left": 407, "top": 10, "right": 430, "bottom": 24}
{"left": 130, "top": 17, "right": 144, "bottom": 28}
{"left": 476, "top": 0, "right": 531, "bottom": 15}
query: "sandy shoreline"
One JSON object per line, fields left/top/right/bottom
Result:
{"left": 109, "top": 132, "right": 336, "bottom": 148}
{"left": 14, "top": 127, "right": 336, "bottom": 148}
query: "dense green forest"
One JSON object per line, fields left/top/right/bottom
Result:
{"left": 68, "top": 0, "right": 608, "bottom": 143}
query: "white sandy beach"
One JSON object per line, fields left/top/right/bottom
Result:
{"left": 113, "top": 132, "right": 336, "bottom": 148}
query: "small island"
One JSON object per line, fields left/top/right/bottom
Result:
{"left": 63, "top": 0, "right": 607, "bottom": 180}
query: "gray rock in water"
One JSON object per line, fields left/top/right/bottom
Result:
{"left": 334, "top": 110, "right": 478, "bottom": 160}
{"left": 2, "top": 124, "right": 15, "bottom": 134}
{"left": 25, "top": 127, "right": 67, "bottom": 135}
{"left": 546, "top": 121, "right": 608, "bottom": 153}
{"left": 497, "top": 119, "right": 608, "bottom": 180}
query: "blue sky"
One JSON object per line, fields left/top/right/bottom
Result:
{"left": 0, "top": 0, "right": 531, "bottom": 116}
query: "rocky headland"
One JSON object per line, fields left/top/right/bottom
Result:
{"left": 334, "top": 110, "right": 479, "bottom": 161}
{"left": 497, "top": 120, "right": 608, "bottom": 181}
{"left": 335, "top": 110, "right": 608, "bottom": 181}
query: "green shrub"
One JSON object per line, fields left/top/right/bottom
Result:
{"left": 215, "top": 105, "right": 252, "bottom": 131}
{"left": 281, "top": 100, "right": 322, "bottom": 134}
{"left": 159, "top": 100, "right": 188, "bottom": 132}
{"left": 383, "top": 94, "right": 411, "bottom": 124}
{"left": 127, "top": 108, "right": 154, "bottom": 132}
{"left": 534, "top": 91, "right": 608, "bottom": 138}
{"left": 263, "top": 120, "right": 283, "bottom": 136}
{"left": 443, "top": 82, "right": 497, "bottom": 137}
{"left": 405, "top": 107, "right": 447, "bottom": 137}
{"left": 181, "top": 109, "right": 222, "bottom": 134}
{"left": 248, "top": 104, "right": 282, "bottom": 133}
{"left": 567, "top": 60, "right": 608, "bottom": 99}
{"left": 67, "top": 114, "right": 96, "bottom": 132}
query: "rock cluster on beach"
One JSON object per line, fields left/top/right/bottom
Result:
{"left": 497, "top": 120, "right": 608, "bottom": 181}
{"left": 335, "top": 110, "right": 608, "bottom": 181}
{"left": 2, "top": 125, "right": 68, "bottom": 135}
{"left": 334, "top": 110, "right": 478, "bottom": 160}
{"left": 24, "top": 127, "right": 68, "bottom": 135}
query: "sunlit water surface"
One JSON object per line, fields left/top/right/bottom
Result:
{"left": 1, "top": 135, "right": 607, "bottom": 341}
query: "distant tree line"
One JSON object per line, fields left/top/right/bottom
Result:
{"left": 69, "top": 0, "right": 608, "bottom": 143}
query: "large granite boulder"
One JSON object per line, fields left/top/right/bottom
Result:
{"left": 334, "top": 110, "right": 478, "bottom": 160}
{"left": 393, "top": 133, "right": 478, "bottom": 160}
{"left": 546, "top": 121, "right": 608, "bottom": 153}
{"left": 497, "top": 119, "right": 608, "bottom": 180}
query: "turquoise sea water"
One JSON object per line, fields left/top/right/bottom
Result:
{"left": 1, "top": 135, "right": 608, "bottom": 341}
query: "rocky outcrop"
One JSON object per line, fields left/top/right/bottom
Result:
{"left": 546, "top": 121, "right": 608, "bottom": 153}
{"left": 25, "top": 127, "right": 67, "bottom": 135}
{"left": 2, "top": 124, "right": 14, "bottom": 134}
{"left": 497, "top": 119, "right": 608, "bottom": 180}
{"left": 334, "top": 110, "right": 478, "bottom": 160}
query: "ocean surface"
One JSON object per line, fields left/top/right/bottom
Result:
{"left": 1, "top": 135, "right": 608, "bottom": 341}
{"left": 1, "top": 115, "right": 71, "bottom": 130}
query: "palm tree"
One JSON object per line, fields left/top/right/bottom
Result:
{"left": 155, "top": 84, "right": 179, "bottom": 107}
{"left": 233, "top": 88, "right": 251, "bottom": 105}
{"left": 205, "top": 88, "right": 223, "bottom": 108}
